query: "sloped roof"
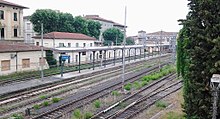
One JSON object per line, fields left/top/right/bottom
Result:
{"left": 0, "top": 42, "right": 42, "bottom": 53}
{"left": 84, "top": 15, "right": 126, "bottom": 27}
{"left": 147, "top": 31, "right": 178, "bottom": 36}
{"left": 0, "top": 0, "right": 28, "bottom": 8}
{"left": 33, "top": 32, "right": 97, "bottom": 40}
{"left": 84, "top": 15, "right": 115, "bottom": 23}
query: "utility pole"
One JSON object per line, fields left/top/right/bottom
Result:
{"left": 122, "top": 6, "right": 127, "bottom": 90}
{"left": 41, "top": 23, "right": 44, "bottom": 80}
{"left": 158, "top": 30, "right": 162, "bottom": 71}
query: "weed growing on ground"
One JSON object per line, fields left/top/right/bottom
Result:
{"left": 93, "top": 100, "right": 101, "bottom": 108}
{"left": 155, "top": 100, "right": 168, "bottom": 108}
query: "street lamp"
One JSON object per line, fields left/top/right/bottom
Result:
{"left": 211, "top": 74, "right": 220, "bottom": 119}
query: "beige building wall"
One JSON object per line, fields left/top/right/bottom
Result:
{"left": 0, "top": 51, "right": 48, "bottom": 75}
{"left": 0, "top": 5, "right": 24, "bottom": 41}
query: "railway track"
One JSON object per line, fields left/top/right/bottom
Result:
{"left": 91, "top": 73, "right": 180, "bottom": 119}
{"left": 29, "top": 62, "right": 170, "bottom": 119}
{"left": 0, "top": 55, "right": 171, "bottom": 118}
{"left": 108, "top": 81, "right": 182, "bottom": 119}
{"left": 0, "top": 53, "right": 158, "bottom": 86}
{"left": 0, "top": 55, "right": 169, "bottom": 104}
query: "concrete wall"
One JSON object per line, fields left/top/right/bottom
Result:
{"left": 0, "top": 51, "right": 48, "bottom": 75}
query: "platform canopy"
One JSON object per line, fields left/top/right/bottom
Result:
{"left": 54, "top": 45, "right": 146, "bottom": 53}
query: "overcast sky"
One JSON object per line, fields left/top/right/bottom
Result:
{"left": 9, "top": 0, "right": 189, "bottom": 36}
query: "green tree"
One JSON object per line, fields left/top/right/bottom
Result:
{"left": 73, "top": 16, "right": 88, "bottom": 35}
{"left": 45, "top": 50, "right": 57, "bottom": 67}
{"left": 87, "top": 20, "right": 101, "bottom": 39}
{"left": 126, "top": 37, "right": 135, "bottom": 45}
{"left": 178, "top": 0, "right": 220, "bottom": 118}
{"left": 102, "top": 28, "right": 124, "bottom": 46}
{"left": 30, "top": 9, "right": 100, "bottom": 39}
{"left": 30, "top": 9, "right": 61, "bottom": 33}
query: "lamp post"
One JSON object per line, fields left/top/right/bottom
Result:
{"left": 211, "top": 74, "right": 220, "bottom": 119}
{"left": 40, "top": 23, "right": 44, "bottom": 80}
{"left": 122, "top": 6, "right": 127, "bottom": 90}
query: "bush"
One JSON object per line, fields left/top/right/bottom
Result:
{"left": 124, "top": 83, "right": 132, "bottom": 91}
{"left": 39, "top": 95, "right": 46, "bottom": 99}
{"left": 73, "top": 109, "right": 82, "bottom": 119}
{"left": 43, "top": 101, "right": 50, "bottom": 106}
{"left": 33, "top": 104, "right": 40, "bottom": 109}
{"left": 112, "top": 90, "right": 120, "bottom": 96}
{"left": 156, "top": 101, "right": 168, "bottom": 108}
{"left": 52, "top": 97, "right": 61, "bottom": 103}
{"left": 93, "top": 100, "right": 101, "bottom": 108}
{"left": 141, "top": 80, "right": 148, "bottom": 86}
{"left": 12, "top": 114, "right": 24, "bottom": 119}
{"left": 133, "top": 81, "right": 141, "bottom": 89}
{"left": 84, "top": 112, "right": 93, "bottom": 119}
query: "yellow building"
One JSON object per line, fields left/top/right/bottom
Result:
{"left": 0, "top": 0, "right": 28, "bottom": 42}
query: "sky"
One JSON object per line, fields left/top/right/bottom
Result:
{"left": 8, "top": 0, "right": 189, "bottom": 36}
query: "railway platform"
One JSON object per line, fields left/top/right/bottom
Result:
{"left": 0, "top": 54, "right": 164, "bottom": 96}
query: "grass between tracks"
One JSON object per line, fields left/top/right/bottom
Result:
{"left": 71, "top": 64, "right": 177, "bottom": 119}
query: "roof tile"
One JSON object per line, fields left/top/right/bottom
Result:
{"left": 33, "top": 32, "right": 97, "bottom": 40}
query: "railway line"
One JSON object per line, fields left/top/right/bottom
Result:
{"left": 30, "top": 62, "right": 170, "bottom": 119}
{"left": 0, "top": 54, "right": 171, "bottom": 118}
{"left": 0, "top": 53, "right": 157, "bottom": 86}
{"left": 91, "top": 74, "right": 181, "bottom": 119}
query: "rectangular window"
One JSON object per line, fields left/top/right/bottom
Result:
{"left": 1, "top": 28, "right": 4, "bottom": 38}
{"left": 27, "top": 23, "right": 31, "bottom": 30}
{"left": 1, "top": 60, "right": 10, "bottom": 71}
{"left": 83, "top": 43, "right": 86, "bottom": 47}
{"left": 27, "top": 34, "right": 31, "bottom": 40}
{"left": 36, "top": 42, "right": 39, "bottom": 46}
{"left": 0, "top": 10, "right": 4, "bottom": 19}
{"left": 22, "top": 59, "right": 30, "bottom": 68}
{"left": 14, "top": 29, "right": 18, "bottom": 37}
{"left": 75, "top": 55, "right": 78, "bottom": 62}
{"left": 68, "top": 43, "right": 71, "bottom": 47}
{"left": 90, "top": 43, "right": 92, "bottom": 47}
{"left": 82, "top": 52, "right": 86, "bottom": 55}
{"left": 59, "top": 43, "right": 65, "bottom": 47}
{"left": 39, "top": 57, "right": 45, "bottom": 66}
{"left": 76, "top": 43, "right": 79, "bottom": 47}
{"left": 14, "top": 13, "right": 17, "bottom": 21}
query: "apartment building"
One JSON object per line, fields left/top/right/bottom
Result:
{"left": 0, "top": 0, "right": 28, "bottom": 42}
{"left": 84, "top": 15, "right": 125, "bottom": 42}
{"left": 23, "top": 16, "right": 35, "bottom": 44}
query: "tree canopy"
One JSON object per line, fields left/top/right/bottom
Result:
{"left": 177, "top": 0, "right": 220, "bottom": 118}
{"left": 30, "top": 9, "right": 101, "bottom": 39}
{"left": 102, "top": 28, "right": 124, "bottom": 46}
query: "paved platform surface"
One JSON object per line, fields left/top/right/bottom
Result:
{"left": 0, "top": 55, "right": 161, "bottom": 96}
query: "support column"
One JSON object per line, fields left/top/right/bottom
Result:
{"left": 140, "top": 48, "right": 142, "bottom": 59}
{"left": 92, "top": 51, "right": 95, "bottom": 70}
{"left": 129, "top": 48, "right": 131, "bottom": 62}
{"left": 78, "top": 52, "right": 81, "bottom": 73}
{"left": 122, "top": 49, "right": 124, "bottom": 63}
{"left": 114, "top": 49, "right": 116, "bottom": 65}
{"left": 104, "top": 50, "right": 106, "bottom": 67}
{"left": 134, "top": 48, "right": 136, "bottom": 61}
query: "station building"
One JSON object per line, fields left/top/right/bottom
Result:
{"left": 0, "top": 41, "right": 48, "bottom": 75}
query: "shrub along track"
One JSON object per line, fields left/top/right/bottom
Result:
{"left": 0, "top": 55, "right": 171, "bottom": 118}
{"left": 29, "top": 62, "right": 170, "bottom": 119}
{"left": 90, "top": 74, "right": 181, "bottom": 119}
